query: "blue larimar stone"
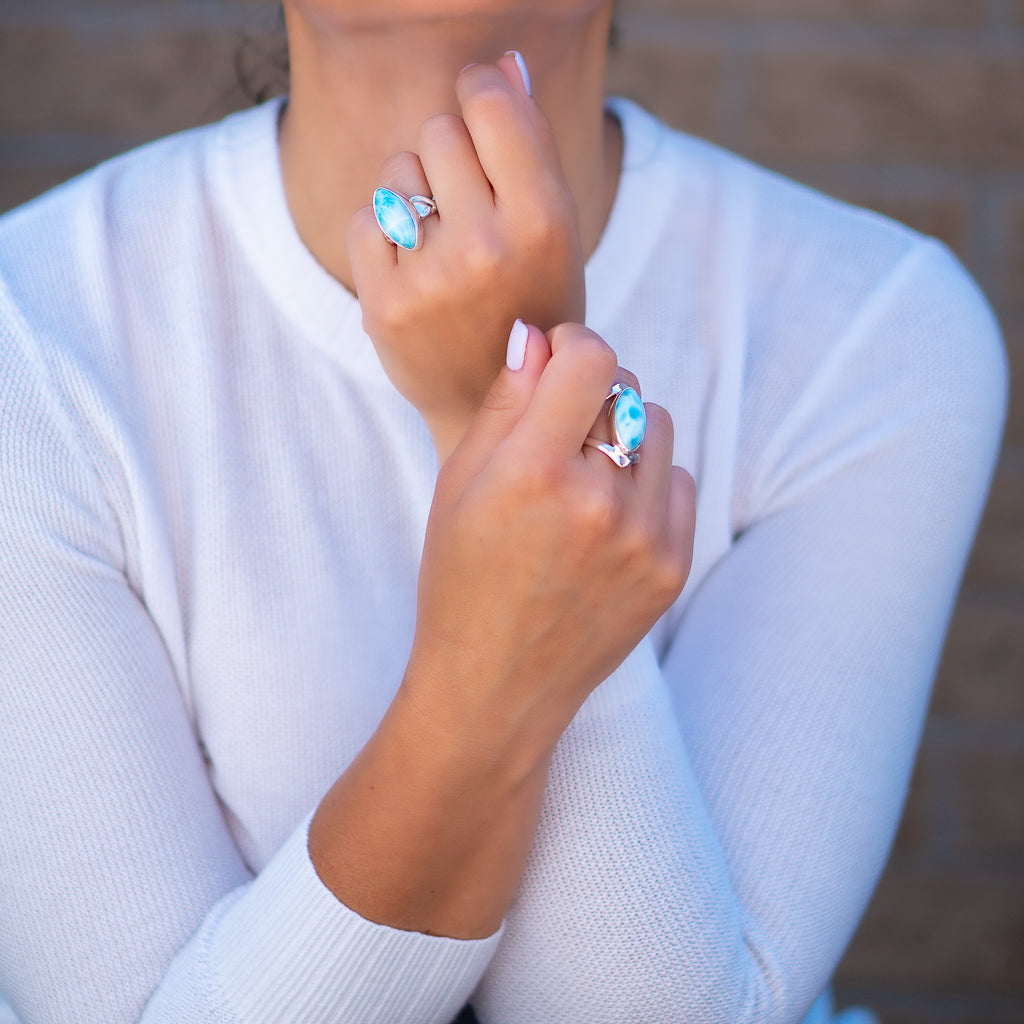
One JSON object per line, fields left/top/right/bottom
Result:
{"left": 612, "top": 387, "right": 646, "bottom": 452}
{"left": 373, "top": 188, "right": 419, "bottom": 250}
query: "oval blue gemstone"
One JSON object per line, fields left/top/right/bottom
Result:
{"left": 373, "top": 188, "right": 419, "bottom": 250}
{"left": 612, "top": 387, "right": 646, "bottom": 452}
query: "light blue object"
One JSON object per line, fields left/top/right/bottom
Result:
{"left": 612, "top": 386, "right": 646, "bottom": 452}
{"left": 373, "top": 188, "right": 419, "bottom": 250}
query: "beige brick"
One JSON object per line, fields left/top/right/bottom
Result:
{"left": 933, "top": 601, "right": 1024, "bottom": 718}
{"left": 0, "top": 25, "right": 251, "bottom": 139}
{"left": 963, "top": 460, "right": 1024, "bottom": 588}
{"left": 621, "top": 0, "right": 987, "bottom": 25}
{"left": 747, "top": 53, "right": 1024, "bottom": 169}
{"left": 993, "top": 195, "right": 1024, "bottom": 315}
{"left": 837, "top": 869, "right": 1024, "bottom": 991}
{"left": 953, "top": 747, "right": 1024, "bottom": 856}
{"left": 848, "top": 1010, "right": 933, "bottom": 1024}
{"left": 832, "top": 995, "right": 1024, "bottom": 1024}
{"left": 605, "top": 44, "right": 722, "bottom": 141}
{"left": 0, "top": 166, "right": 85, "bottom": 216}
{"left": 999, "top": 314, "right": 1024, "bottom": 447}
{"left": 891, "top": 747, "right": 931, "bottom": 855}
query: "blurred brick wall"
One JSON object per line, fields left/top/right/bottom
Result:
{"left": 1, "top": 2, "right": 1021, "bottom": 1022}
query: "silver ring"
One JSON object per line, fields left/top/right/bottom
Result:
{"left": 583, "top": 437, "right": 639, "bottom": 467}
{"left": 373, "top": 188, "right": 438, "bottom": 251}
{"left": 583, "top": 383, "right": 646, "bottom": 468}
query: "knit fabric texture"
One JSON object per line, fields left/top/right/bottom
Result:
{"left": 0, "top": 97, "right": 1007, "bottom": 1023}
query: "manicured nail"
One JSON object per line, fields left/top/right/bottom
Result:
{"left": 506, "top": 319, "right": 529, "bottom": 371}
{"left": 505, "top": 50, "right": 531, "bottom": 96}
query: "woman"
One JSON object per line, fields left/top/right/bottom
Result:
{"left": 0, "top": 1, "right": 1006, "bottom": 1022}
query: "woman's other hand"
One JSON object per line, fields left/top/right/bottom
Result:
{"left": 348, "top": 54, "right": 586, "bottom": 459}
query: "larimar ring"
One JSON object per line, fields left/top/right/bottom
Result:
{"left": 373, "top": 187, "right": 438, "bottom": 252}
{"left": 583, "top": 383, "right": 646, "bottom": 468}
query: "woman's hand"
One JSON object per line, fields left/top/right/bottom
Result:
{"left": 403, "top": 320, "right": 696, "bottom": 775}
{"left": 310, "top": 319, "right": 695, "bottom": 940}
{"left": 348, "top": 54, "right": 586, "bottom": 459}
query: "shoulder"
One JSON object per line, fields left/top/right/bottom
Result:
{"left": 611, "top": 95, "right": 946, "bottom": 311}
{"left": 0, "top": 102, "right": 283, "bottom": 516}
{"left": 0, "top": 101, "right": 281, "bottom": 368}
{"left": 621, "top": 98, "right": 1003, "bottom": 403}
{"left": 0, "top": 100, "right": 286, "bottom": 459}
{"left": 603, "top": 98, "right": 984, "bottom": 361}
{"left": 607, "top": 99, "right": 1006, "bottom": 517}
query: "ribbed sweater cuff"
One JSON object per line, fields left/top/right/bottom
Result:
{"left": 211, "top": 813, "right": 503, "bottom": 1023}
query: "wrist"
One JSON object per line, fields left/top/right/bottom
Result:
{"left": 309, "top": 676, "right": 551, "bottom": 939}
{"left": 393, "top": 656, "right": 557, "bottom": 792}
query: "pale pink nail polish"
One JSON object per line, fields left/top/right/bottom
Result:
{"left": 506, "top": 319, "right": 528, "bottom": 371}
{"left": 505, "top": 50, "right": 532, "bottom": 96}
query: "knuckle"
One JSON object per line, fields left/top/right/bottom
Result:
{"left": 615, "top": 367, "right": 641, "bottom": 395}
{"left": 574, "top": 484, "right": 620, "bottom": 540}
{"left": 418, "top": 112, "right": 466, "bottom": 151}
{"left": 481, "top": 379, "right": 518, "bottom": 415}
{"left": 375, "top": 290, "right": 415, "bottom": 334}
{"left": 547, "top": 324, "right": 618, "bottom": 380}
{"left": 510, "top": 454, "right": 565, "bottom": 509}
{"left": 379, "top": 150, "right": 421, "bottom": 185}
{"left": 588, "top": 336, "right": 619, "bottom": 379}
{"left": 623, "top": 518, "right": 659, "bottom": 564}
{"left": 456, "top": 60, "right": 492, "bottom": 88}
{"left": 462, "top": 233, "right": 505, "bottom": 278}
{"left": 462, "top": 79, "right": 516, "bottom": 122}
{"left": 522, "top": 195, "right": 571, "bottom": 245}
{"left": 644, "top": 402, "right": 674, "bottom": 442}
{"left": 652, "top": 555, "right": 688, "bottom": 603}
{"left": 525, "top": 455, "right": 563, "bottom": 496}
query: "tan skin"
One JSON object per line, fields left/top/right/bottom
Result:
{"left": 283, "top": 0, "right": 696, "bottom": 940}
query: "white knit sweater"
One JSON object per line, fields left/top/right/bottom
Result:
{"left": 0, "top": 96, "right": 1006, "bottom": 1024}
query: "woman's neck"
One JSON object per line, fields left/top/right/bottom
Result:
{"left": 278, "top": 4, "right": 621, "bottom": 295}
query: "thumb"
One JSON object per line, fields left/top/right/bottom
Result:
{"left": 444, "top": 319, "right": 551, "bottom": 487}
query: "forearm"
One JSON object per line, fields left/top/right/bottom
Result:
{"left": 309, "top": 679, "right": 553, "bottom": 940}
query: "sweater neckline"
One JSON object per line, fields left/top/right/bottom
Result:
{"left": 212, "top": 94, "right": 674, "bottom": 376}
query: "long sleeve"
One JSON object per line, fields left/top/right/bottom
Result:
{"left": 0, "top": 283, "right": 500, "bottom": 1023}
{"left": 0, "top": 95, "right": 1006, "bottom": 1024}
{"left": 472, "top": 239, "right": 1006, "bottom": 1023}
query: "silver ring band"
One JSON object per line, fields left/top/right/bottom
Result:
{"left": 583, "top": 437, "right": 640, "bottom": 467}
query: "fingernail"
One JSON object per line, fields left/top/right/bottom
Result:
{"left": 506, "top": 319, "right": 528, "bottom": 371}
{"left": 459, "top": 62, "right": 480, "bottom": 75}
{"left": 505, "top": 50, "right": 531, "bottom": 96}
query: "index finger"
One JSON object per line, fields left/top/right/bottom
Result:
{"left": 455, "top": 59, "right": 565, "bottom": 200}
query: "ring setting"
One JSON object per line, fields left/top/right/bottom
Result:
{"left": 373, "top": 187, "right": 438, "bottom": 251}
{"left": 584, "top": 383, "right": 646, "bottom": 467}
